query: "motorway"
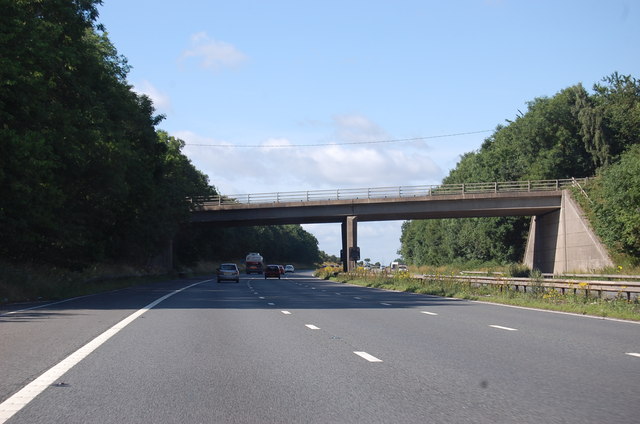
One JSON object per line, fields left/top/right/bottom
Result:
{"left": 1, "top": 271, "right": 639, "bottom": 423}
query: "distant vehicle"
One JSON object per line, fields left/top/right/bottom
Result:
{"left": 264, "top": 265, "right": 281, "bottom": 279}
{"left": 278, "top": 265, "right": 285, "bottom": 275}
{"left": 285, "top": 265, "right": 295, "bottom": 273}
{"left": 390, "top": 262, "right": 408, "bottom": 272}
{"left": 216, "top": 263, "right": 240, "bottom": 283}
{"left": 245, "top": 252, "right": 264, "bottom": 274}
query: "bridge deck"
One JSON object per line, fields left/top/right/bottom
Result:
{"left": 191, "top": 189, "right": 565, "bottom": 226}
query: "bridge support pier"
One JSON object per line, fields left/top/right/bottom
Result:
{"left": 341, "top": 216, "right": 358, "bottom": 272}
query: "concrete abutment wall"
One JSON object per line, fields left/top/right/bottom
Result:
{"left": 524, "top": 191, "right": 613, "bottom": 274}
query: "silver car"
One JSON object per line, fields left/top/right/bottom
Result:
{"left": 216, "top": 263, "right": 240, "bottom": 283}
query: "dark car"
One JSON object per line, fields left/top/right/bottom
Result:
{"left": 216, "top": 263, "right": 240, "bottom": 283}
{"left": 264, "top": 265, "right": 281, "bottom": 279}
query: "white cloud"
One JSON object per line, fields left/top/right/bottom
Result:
{"left": 176, "top": 115, "right": 442, "bottom": 195}
{"left": 133, "top": 80, "right": 171, "bottom": 113}
{"left": 332, "top": 113, "right": 389, "bottom": 142}
{"left": 180, "top": 32, "right": 248, "bottom": 71}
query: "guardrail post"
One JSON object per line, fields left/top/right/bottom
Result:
{"left": 528, "top": 181, "right": 531, "bottom": 192}
{"left": 494, "top": 182, "right": 498, "bottom": 193}
{"left": 336, "top": 189, "right": 340, "bottom": 200}
{"left": 462, "top": 183, "right": 465, "bottom": 194}
{"left": 306, "top": 191, "right": 309, "bottom": 202}
{"left": 276, "top": 192, "right": 280, "bottom": 203}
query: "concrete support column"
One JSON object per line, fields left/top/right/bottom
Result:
{"left": 341, "top": 216, "right": 358, "bottom": 272}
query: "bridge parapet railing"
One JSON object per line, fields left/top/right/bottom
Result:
{"left": 194, "top": 178, "right": 588, "bottom": 206}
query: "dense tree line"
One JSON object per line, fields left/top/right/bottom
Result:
{"left": 0, "top": 0, "right": 321, "bottom": 270}
{"left": 175, "top": 224, "right": 321, "bottom": 267}
{"left": 400, "top": 73, "right": 640, "bottom": 267}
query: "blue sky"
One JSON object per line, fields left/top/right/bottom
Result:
{"left": 98, "top": 0, "right": 638, "bottom": 264}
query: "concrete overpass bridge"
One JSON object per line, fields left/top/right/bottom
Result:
{"left": 190, "top": 178, "right": 612, "bottom": 274}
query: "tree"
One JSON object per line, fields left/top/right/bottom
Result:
{"left": 576, "top": 73, "right": 640, "bottom": 168}
{"left": 589, "top": 145, "right": 640, "bottom": 258}
{"left": 0, "top": 0, "right": 216, "bottom": 268}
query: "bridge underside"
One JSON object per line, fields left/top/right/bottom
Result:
{"left": 190, "top": 191, "right": 612, "bottom": 273}
{"left": 191, "top": 191, "right": 563, "bottom": 226}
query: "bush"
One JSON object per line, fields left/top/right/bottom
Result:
{"left": 507, "top": 263, "right": 531, "bottom": 277}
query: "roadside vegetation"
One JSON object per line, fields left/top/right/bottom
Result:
{"left": 399, "top": 73, "right": 640, "bottom": 269}
{"left": 314, "top": 267, "right": 640, "bottom": 321}
{"left": 0, "top": 261, "right": 171, "bottom": 305}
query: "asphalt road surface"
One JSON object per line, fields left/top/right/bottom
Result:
{"left": 1, "top": 271, "right": 639, "bottom": 423}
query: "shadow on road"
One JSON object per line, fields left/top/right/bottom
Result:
{"left": 0, "top": 272, "right": 468, "bottom": 322}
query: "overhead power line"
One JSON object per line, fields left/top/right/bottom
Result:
{"left": 184, "top": 129, "right": 493, "bottom": 148}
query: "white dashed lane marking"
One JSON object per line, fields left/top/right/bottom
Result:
{"left": 305, "top": 324, "right": 320, "bottom": 330}
{"left": 354, "top": 351, "right": 383, "bottom": 362}
{"left": 490, "top": 325, "right": 518, "bottom": 331}
{"left": 626, "top": 353, "right": 640, "bottom": 358}
{"left": 420, "top": 311, "right": 438, "bottom": 316}
{"left": 281, "top": 311, "right": 292, "bottom": 315}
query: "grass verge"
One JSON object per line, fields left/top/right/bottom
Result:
{"left": 0, "top": 262, "right": 177, "bottom": 305}
{"left": 316, "top": 269, "right": 640, "bottom": 321}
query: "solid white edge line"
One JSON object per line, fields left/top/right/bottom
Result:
{"left": 490, "top": 325, "right": 518, "bottom": 331}
{"left": 470, "top": 298, "right": 640, "bottom": 325}
{"left": 354, "top": 351, "right": 383, "bottom": 362}
{"left": 305, "top": 324, "right": 320, "bottom": 330}
{"left": 626, "top": 352, "right": 640, "bottom": 358}
{"left": 0, "top": 279, "right": 209, "bottom": 424}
